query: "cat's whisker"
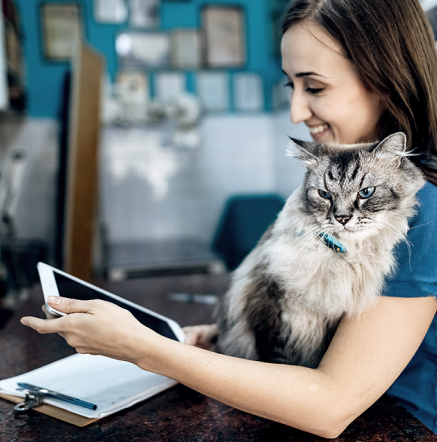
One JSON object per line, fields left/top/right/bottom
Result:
{"left": 267, "top": 238, "right": 317, "bottom": 279}
{"left": 376, "top": 221, "right": 413, "bottom": 265}
{"left": 279, "top": 231, "right": 325, "bottom": 290}
{"left": 277, "top": 236, "right": 319, "bottom": 288}
{"left": 279, "top": 242, "right": 313, "bottom": 290}
{"left": 264, "top": 225, "right": 321, "bottom": 273}
{"left": 409, "top": 222, "right": 432, "bottom": 230}
{"left": 378, "top": 221, "right": 412, "bottom": 247}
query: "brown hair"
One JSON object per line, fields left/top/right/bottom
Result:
{"left": 282, "top": 0, "right": 437, "bottom": 185}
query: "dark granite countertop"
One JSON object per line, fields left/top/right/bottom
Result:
{"left": 0, "top": 275, "right": 436, "bottom": 442}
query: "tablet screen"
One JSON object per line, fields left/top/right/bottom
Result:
{"left": 53, "top": 272, "right": 179, "bottom": 341}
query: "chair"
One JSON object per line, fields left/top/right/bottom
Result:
{"left": 212, "top": 194, "right": 285, "bottom": 271}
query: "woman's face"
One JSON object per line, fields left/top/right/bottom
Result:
{"left": 281, "top": 22, "right": 383, "bottom": 144}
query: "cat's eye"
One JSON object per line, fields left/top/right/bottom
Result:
{"left": 358, "top": 187, "right": 375, "bottom": 199}
{"left": 318, "top": 189, "right": 332, "bottom": 199}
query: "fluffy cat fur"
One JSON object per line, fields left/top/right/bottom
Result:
{"left": 216, "top": 132, "right": 425, "bottom": 368}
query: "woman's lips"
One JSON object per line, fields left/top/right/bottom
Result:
{"left": 308, "top": 123, "right": 329, "bottom": 140}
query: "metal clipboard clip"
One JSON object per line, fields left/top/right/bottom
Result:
{"left": 13, "top": 387, "right": 45, "bottom": 412}
{"left": 12, "top": 382, "right": 97, "bottom": 412}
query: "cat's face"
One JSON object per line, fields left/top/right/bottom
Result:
{"left": 290, "top": 133, "right": 423, "bottom": 239}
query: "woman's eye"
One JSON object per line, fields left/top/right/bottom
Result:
{"left": 284, "top": 81, "right": 294, "bottom": 90}
{"left": 358, "top": 187, "right": 375, "bottom": 199}
{"left": 306, "top": 87, "right": 324, "bottom": 94}
{"left": 318, "top": 189, "right": 332, "bottom": 199}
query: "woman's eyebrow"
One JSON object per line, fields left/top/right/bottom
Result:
{"left": 295, "top": 72, "right": 327, "bottom": 78}
{"left": 281, "top": 69, "right": 328, "bottom": 79}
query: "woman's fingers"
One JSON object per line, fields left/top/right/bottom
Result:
{"left": 46, "top": 296, "right": 95, "bottom": 314}
{"left": 41, "top": 304, "right": 58, "bottom": 319}
{"left": 20, "top": 315, "right": 65, "bottom": 334}
{"left": 22, "top": 297, "right": 103, "bottom": 334}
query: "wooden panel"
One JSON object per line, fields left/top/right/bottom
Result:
{"left": 64, "top": 43, "right": 104, "bottom": 280}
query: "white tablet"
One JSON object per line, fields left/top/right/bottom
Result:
{"left": 37, "top": 262, "right": 185, "bottom": 342}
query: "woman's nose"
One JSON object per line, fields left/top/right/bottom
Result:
{"left": 290, "top": 90, "right": 312, "bottom": 124}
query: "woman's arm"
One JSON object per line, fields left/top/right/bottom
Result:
{"left": 21, "top": 295, "right": 437, "bottom": 438}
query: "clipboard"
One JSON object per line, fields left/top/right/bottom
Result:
{"left": 0, "top": 353, "right": 178, "bottom": 426}
{"left": 0, "top": 392, "right": 98, "bottom": 426}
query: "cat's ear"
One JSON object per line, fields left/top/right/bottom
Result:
{"left": 370, "top": 132, "right": 409, "bottom": 167}
{"left": 286, "top": 137, "right": 319, "bottom": 169}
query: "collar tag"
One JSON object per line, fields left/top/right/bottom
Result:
{"left": 318, "top": 232, "right": 347, "bottom": 253}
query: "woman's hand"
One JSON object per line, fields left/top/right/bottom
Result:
{"left": 183, "top": 324, "right": 218, "bottom": 350}
{"left": 21, "top": 296, "right": 162, "bottom": 366}
{"left": 41, "top": 304, "right": 57, "bottom": 319}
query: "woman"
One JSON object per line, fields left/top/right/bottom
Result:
{"left": 21, "top": 0, "right": 437, "bottom": 437}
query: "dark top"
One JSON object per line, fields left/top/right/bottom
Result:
{"left": 384, "top": 181, "right": 437, "bottom": 433}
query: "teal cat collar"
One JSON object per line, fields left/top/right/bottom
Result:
{"left": 318, "top": 232, "right": 347, "bottom": 253}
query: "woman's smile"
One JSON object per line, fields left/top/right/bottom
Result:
{"left": 307, "top": 123, "right": 330, "bottom": 140}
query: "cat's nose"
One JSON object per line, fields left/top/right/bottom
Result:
{"left": 335, "top": 215, "right": 352, "bottom": 226}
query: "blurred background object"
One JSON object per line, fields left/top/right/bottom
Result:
{"left": 212, "top": 194, "right": 285, "bottom": 271}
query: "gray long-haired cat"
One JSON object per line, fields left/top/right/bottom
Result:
{"left": 216, "top": 132, "right": 424, "bottom": 368}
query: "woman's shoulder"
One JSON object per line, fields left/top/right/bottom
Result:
{"left": 411, "top": 181, "right": 437, "bottom": 230}
{"left": 417, "top": 180, "right": 437, "bottom": 203}
{"left": 384, "top": 181, "right": 437, "bottom": 297}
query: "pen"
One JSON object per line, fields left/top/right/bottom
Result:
{"left": 167, "top": 292, "right": 218, "bottom": 305}
{"left": 17, "top": 382, "right": 97, "bottom": 410}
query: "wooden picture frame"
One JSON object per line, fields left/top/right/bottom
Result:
{"left": 93, "top": 0, "right": 127, "bottom": 23}
{"left": 202, "top": 6, "right": 246, "bottom": 68}
{"left": 40, "top": 3, "right": 83, "bottom": 61}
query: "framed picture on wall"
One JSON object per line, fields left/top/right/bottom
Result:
{"left": 116, "top": 71, "right": 149, "bottom": 122}
{"left": 233, "top": 73, "right": 264, "bottom": 112}
{"left": 272, "top": 76, "right": 290, "bottom": 110}
{"left": 116, "top": 32, "right": 170, "bottom": 68}
{"left": 94, "top": 0, "right": 127, "bottom": 23}
{"left": 271, "top": 0, "right": 286, "bottom": 58}
{"left": 202, "top": 6, "right": 246, "bottom": 68}
{"left": 129, "top": 0, "right": 160, "bottom": 28}
{"left": 154, "top": 71, "right": 186, "bottom": 102}
{"left": 117, "top": 70, "right": 149, "bottom": 100}
{"left": 196, "top": 71, "right": 229, "bottom": 112}
{"left": 170, "top": 29, "right": 203, "bottom": 69}
{"left": 40, "top": 3, "right": 84, "bottom": 61}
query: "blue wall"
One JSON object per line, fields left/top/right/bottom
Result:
{"left": 14, "top": 0, "right": 282, "bottom": 118}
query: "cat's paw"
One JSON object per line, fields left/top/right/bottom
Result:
{"left": 183, "top": 324, "right": 218, "bottom": 351}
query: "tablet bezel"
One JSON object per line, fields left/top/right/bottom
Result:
{"left": 37, "top": 262, "right": 185, "bottom": 342}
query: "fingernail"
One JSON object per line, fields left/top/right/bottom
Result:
{"left": 48, "top": 296, "right": 60, "bottom": 305}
